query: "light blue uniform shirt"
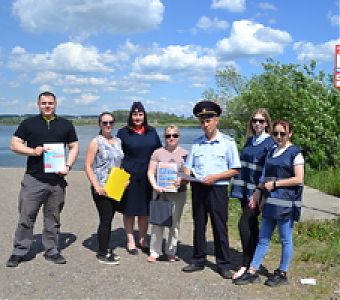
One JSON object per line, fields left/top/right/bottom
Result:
{"left": 185, "top": 130, "right": 241, "bottom": 185}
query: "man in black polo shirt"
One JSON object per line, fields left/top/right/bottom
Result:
{"left": 6, "top": 91, "right": 79, "bottom": 267}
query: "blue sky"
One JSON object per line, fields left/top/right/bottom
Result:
{"left": 0, "top": 0, "right": 339, "bottom": 116}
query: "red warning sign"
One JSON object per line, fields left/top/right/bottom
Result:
{"left": 335, "top": 45, "right": 340, "bottom": 88}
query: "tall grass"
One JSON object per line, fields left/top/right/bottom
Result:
{"left": 305, "top": 166, "right": 340, "bottom": 197}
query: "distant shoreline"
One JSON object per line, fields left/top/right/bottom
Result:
{"left": 0, "top": 121, "right": 200, "bottom": 127}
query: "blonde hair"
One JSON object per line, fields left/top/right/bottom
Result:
{"left": 164, "top": 124, "right": 179, "bottom": 135}
{"left": 246, "top": 108, "right": 272, "bottom": 136}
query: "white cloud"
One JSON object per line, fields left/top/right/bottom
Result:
{"left": 12, "top": 0, "right": 164, "bottom": 37}
{"left": 128, "top": 72, "right": 171, "bottom": 82}
{"left": 211, "top": 0, "right": 245, "bottom": 13}
{"left": 192, "top": 83, "right": 207, "bottom": 88}
{"left": 293, "top": 39, "right": 340, "bottom": 62}
{"left": 75, "top": 93, "right": 100, "bottom": 105}
{"left": 133, "top": 45, "right": 218, "bottom": 75}
{"left": 0, "top": 98, "right": 19, "bottom": 107}
{"left": 38, "top": 84, "right": 52, "bottom": 92}
{"left": 9, "top": 42, "right": 114, "bottom": 73}
{"left": 62, "top": 88, "right": 82, "bottom": 94}
{"left": 195, "top": 16, "right": 229, "bottom": 32}
{"left": 258, "top": 2, "right": 277, "bottom": 11}
{"left": 216, "top": 20, "right": 292, "bottom": 59}
{"left": 328, "top": 11, "right": 340, "bottom": 26}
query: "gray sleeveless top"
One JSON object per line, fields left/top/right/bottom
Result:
{"left": 93, "top": 135, "right": 124, "bottom": 186}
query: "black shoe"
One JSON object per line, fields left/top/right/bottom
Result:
{"left": 126, "top": 248, "right": 139, "bottom": 255}
{"left": 182, "top": 264, "right": 205, "bottom": 273}
{"left": 96, "top": 251, "right": 120, "bottom": 265}
{"left": 233, "top": 272, "right": 261, "bottom": 285}
{"left": 6, "top": 255, "right": 23, "bottom": 267}
{"left": 137, "top": 244, "right": 150, "bottom": 254}
{"left": 217, "top": 268, "right": 233, "bottom": 279}
{"left": 264, "top": 269, "right": 288, "bottom": 287}
{"left": 44, "top": 253, "right": 66, "bottom": 264}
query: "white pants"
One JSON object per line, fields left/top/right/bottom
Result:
{"left": 149, "top": 191, "right": 186, "bottom": 257}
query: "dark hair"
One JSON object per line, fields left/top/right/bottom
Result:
{"left": 246, "top": 108, "right": 272, "bottom": 136}
{"left": 38, "top": 91, "right": 56, "bottom": 102}
{"left": 98, "top": 111, "right": 115, "bottom": 135}
{"left": 127, "top": 101, "right": 148, "bottom": 127}
{"left": 272, "top": 119, "right": 293, "bottom": 133}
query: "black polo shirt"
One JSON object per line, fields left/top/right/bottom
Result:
{"left": 14, "top": 114, "right": 78, "bottom": 181}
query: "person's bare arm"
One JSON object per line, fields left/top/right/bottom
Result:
{"left": 265, "top": 164, "right": 304, "bottom": 191}
{"left": 202, "top": 168, "right": 240, "bottom": 185}
{"left": 10, "top": 136, "right": 44, "bottom": 156}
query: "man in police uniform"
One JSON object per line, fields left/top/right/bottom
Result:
{"left": 182, "top": 100, "right": 241, "bottom": 279}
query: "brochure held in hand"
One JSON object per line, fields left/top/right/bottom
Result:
{"left": 43, "top": 143, "right": 65, "bottom": 173}
{"left": 157, "top": 162, "right": 178, "bottom": 192}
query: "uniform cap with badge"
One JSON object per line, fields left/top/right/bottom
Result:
{"left": 193, "top": 100, "right": 221, "bottom": 118}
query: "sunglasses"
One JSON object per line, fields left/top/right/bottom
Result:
{"left": 165, "top": 134, "right": 179, "bottom": 139}
{"left": 102, "top": 121, "right": 114, "bottom": 126}
{"left": 273, "top": 131, "right": 287, "bottom": 137}
{"left": 252, "top": 118, "right": 266, "bottom": 124}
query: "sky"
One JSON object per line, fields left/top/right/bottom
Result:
{"left": 0, "top": 0, "right": 339, "bottom": 116}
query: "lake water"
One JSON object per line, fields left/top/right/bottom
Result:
{"left": 0, "top": 125, "right": 202, "bottom": 170}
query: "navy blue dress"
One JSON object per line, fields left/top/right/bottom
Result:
{"left": 117, "top": 126, "right": 161, "bottom": 216}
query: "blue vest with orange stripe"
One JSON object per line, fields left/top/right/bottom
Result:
{"left": 231, "top": 136, "right": 274, "bottom": 201}
{"left": 262, "top": 145, "right": 303, "bottom": 221}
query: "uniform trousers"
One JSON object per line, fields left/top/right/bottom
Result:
{"left": 238, "top": 200, "right": 260, "bottom": 267}
{"left": 149, "top": 191, "right": 186, "bottom": 257}
{"left": 190, "top": 182, "right": 231, "bottom": 271}
{"left": 12, "top": 174, "right": 65, "bottom": 257}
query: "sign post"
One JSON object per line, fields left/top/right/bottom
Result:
{"left": 335, "top": 45, "right": 340, "bottom": 88}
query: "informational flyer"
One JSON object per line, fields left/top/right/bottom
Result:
{"left": 43, "top": 143, "right": 65, "bottom": 173}
{"left": 157, "top": 162, "right": 178, "bottom": 192}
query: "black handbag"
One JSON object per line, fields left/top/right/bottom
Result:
{"left": 149, "top": 193, "right": 173, "bottom": 227}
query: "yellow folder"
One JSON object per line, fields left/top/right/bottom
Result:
{"left": 104, "top": 167, "right": 131, "bottom": 201}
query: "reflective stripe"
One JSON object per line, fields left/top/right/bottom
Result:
{"left": 266, "top": 198, "right": 302, "bottom": 207}
{"left": 232, "top": 179, "right": 245, "bottom": 186}
{"left": 264, "top": 177, "right": 276, "bottom": 181}
{"left": 246, "top": 183, "right": 256, "bottom": 190}
{"left": 232, "top": 180, "right": 256, "bottom": 190}
{"left": 241, "top": 161, "right": 263, "bottom": 171}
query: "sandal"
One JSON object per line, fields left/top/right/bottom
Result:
{"left": 232, "top": 266, "right": 247, "bottom": 280}
{"left": 147, "top": 255, "right": 157, "bottom": 263}
{"left": 167, "top": 255, "right": 180, "bottom": 262}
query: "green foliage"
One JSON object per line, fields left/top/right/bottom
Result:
{"left": 206, "top": 59, "right": 340, "bottom": 169}
{"left": 0, "top": 111, "right": 197, "bottom": 126}
{"left": 305, "top": 166, "right": 340, "bottom": 197}
{"left": 294, "top": 219, "right": 340, "bottom": 264}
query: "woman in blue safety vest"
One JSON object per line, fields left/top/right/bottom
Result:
{"left": 234, "top": 119, "right": 304, "bottom": 287}
{"left": 231, "top": 108, "right": 274, "bottom": 280}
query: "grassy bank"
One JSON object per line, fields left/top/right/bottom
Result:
{"left": 227, "top": 199, "right": 339, "bottom": 299}
{"left": 305, "top": 167, "right": 340, "bottom": 197}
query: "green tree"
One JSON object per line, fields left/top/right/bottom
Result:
{"left": 207, "top": 59, "right": 340, "bottom": 169}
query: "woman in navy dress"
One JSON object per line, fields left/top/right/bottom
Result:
{"left": 117, "top": 102, "right": 161, "bottom": 254}
{"left": 231, "top": 108, "right": 274, "bottom": 280}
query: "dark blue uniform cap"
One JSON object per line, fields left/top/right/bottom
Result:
{"left": 130, "top": 101, "right": 145, "bottom": 113}
{"left": 193, "top": 100, "right": 221, "bottom": 118}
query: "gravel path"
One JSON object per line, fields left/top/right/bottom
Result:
{"left": 0, "top": 168, "right": 338, "bottom": 299}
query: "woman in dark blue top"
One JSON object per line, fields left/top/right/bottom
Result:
{"left": 234, "top": 119, "right": 304, "bottom": 287}
{"left": 117, "top": 102, "right": 161, "bottom": 255}
{"left": 231, "top": 108, "right": 274, "bottom": 279}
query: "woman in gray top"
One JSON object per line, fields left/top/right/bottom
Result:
{"left": 85, "top": 112, "right": 124, "bottom": 265}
